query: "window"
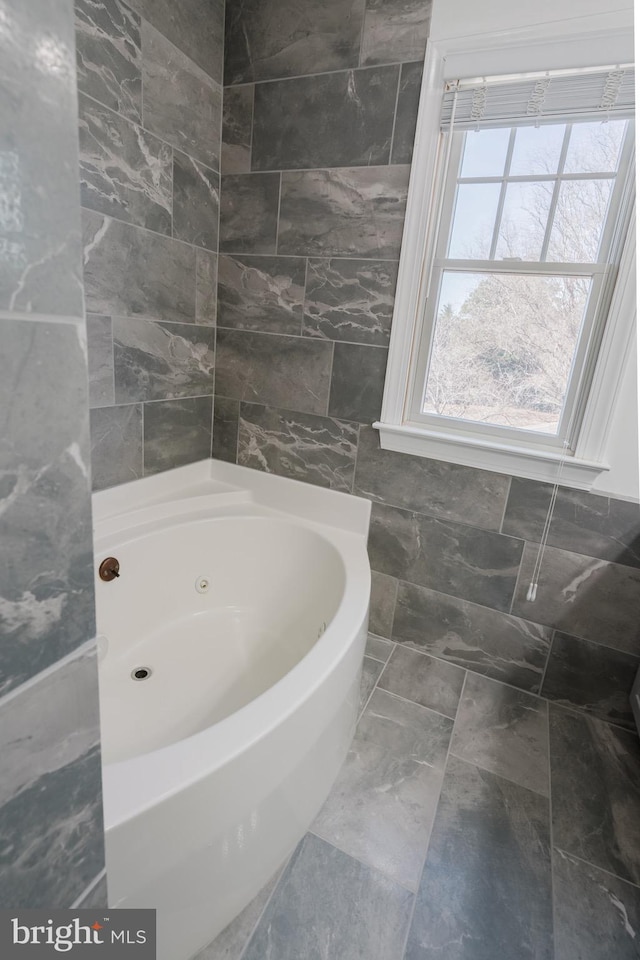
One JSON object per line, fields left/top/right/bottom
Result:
{"left": 376, "top": 33, "right": 636, "bottom": 490}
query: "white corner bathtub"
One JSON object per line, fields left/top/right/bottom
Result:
{"left": 92, "top": 460, "right": 371, "bottom": 960}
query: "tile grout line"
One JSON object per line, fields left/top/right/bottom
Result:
{"left": 325, "top": 340, "right": 336, "bottom": 418}
{"left": 547, "top": 698, "right": 558, "bottom": 959}
{"left": 108, "top": 315, "right": 116, "bottom": 407}
{"left": 218, "top": 248, "right": 402, "bottom": 263}
{"left": 498, "top": 474, "right": 513, "bottom": 534}
{"left": 383, "top": 635, "right": 637, "bottom": 735}
{"left": 397, "top": 669, "right": 469, "bottom": 960}
{"left": 388, "top": 64, "right": 403, "bottom": 165}
{"left": 306, "top": 827, "right": 419, "bottom": 897}
{"left": 388, "top": 573, "right": 400, "bottom": 642}
{"left": 300, "top": 256, "right": 310, "bottom": 339}
{"left": 216, "top": 321, "right": 390, "bottom": 350}
{"left": 138, "top": 8, "right": 223, "bottom": 90}
{"left": 220, "top": 160, "right": 410, "bottom": 176}
{"left": 274, "top": 172, "right": 283, "bottom": 255}
{"left": 79, "top": 89, "right": 221, "bottom": 180}
{"left": 229, "top": 57, "right": 422, "bottom": 90}
{"left": 553, "top": 847, "right": 640, "bottom": 891}
{"left": 248, "top": 82, "right": 255, "bottom": 172}
{"left": 141, "top": 400, "right": 145, "bottom": 477}
{"left": 235, "top": 856, "right": 293, "bottom": 960}
{"left": 357, "top": 6, "right": 367, "bottom": 70}
{"left": 0, "top": 636, "right": 98, "bottom": 710}
{"left": 349, "top": 422, "right": 362, "bottom": 495}
{"left": 447, "top": 750, "right": 552, "bottom": 801}
{"left": 538, "top": 630, "right": 556, "bottom": 696}
{"left": 372, "top": 668, "right": 460, "bottom": 725}
{"left": 234, "top": 396, "right": 241, "bottom": 465}
{"left": 70, "top": 868, "right": 107, "bottom": 909}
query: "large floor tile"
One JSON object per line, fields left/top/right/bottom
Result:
{"left": 405, "top": 756, "right": 553, "bottom": 960}
{"left": 450, "top": 673, "right": 549, "bottom": 796}
{"left": 243, "top": 833, "right": 413, "bottom": 960}
{"left": 364, "top": 634, "right": 394, "bottom": 664}
{"left": 194, "top": 863, "right": 285, "bottom": 960}
{"left": 369, "top": 569, "right": 398, "bottom": 639}
{"left": 553, "top": 849, "right": 640, "bottom": 960}
{"left": 550, "top": 704, "right": 640, "bottom": 886}
{"left": 377, "top": 646, "right": 465, "bottom": 719}
{"left": 313, "top": 688, "right": 452, "bottom": 890}
{"left": 358, "top": 656, "right": 385, "bottom": 713}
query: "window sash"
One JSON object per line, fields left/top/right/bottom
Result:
{"left": 405, "top": 120, "right": 635, "bottom": 452}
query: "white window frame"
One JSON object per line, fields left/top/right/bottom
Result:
{"left": 375, "top": 19, "right": 636, "bottom": 490}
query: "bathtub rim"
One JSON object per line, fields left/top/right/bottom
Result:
{"left": 94, "top": 461, "right": 371, "bottom": 832}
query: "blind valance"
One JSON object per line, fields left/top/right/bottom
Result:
{"left": 441, "top": 65, "right": 635, "bottom": 131}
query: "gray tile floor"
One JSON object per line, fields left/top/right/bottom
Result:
{"left": 196, "top": 635, "right": 640, "bottom": 960}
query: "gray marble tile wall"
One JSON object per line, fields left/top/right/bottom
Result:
{"left": 0, "top": 0, "right": 105, "bottom": 907}
{"left": 218, "top": 0, "right": 640, "bottom": 730}
{"left": 76, "top": 0, "right": 224, "bottom": 489}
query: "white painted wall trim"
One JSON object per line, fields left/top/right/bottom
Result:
{"left": 377, "top": 11, "right": 636, "bottom": 494}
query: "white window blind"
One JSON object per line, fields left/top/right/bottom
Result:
{"left": 441, "top": 65, "right": 635, "bottom": 130}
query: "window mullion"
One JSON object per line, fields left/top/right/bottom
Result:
{"left": 432, "top": 257, "right": 602, "bottom": 277}
{"left": 540, "top": 124, "right": 572, "bottom": 261}
{"left": 488, "top": 128, "right": 516, "bottom": 260}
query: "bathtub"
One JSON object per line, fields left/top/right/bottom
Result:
{"left": 92, "top": 460, "right": 371, "bottom": 960}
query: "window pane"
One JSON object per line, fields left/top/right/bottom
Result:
{"left": 448, "top": 183, "right": 501, "bottom": 258}
{"left": 495, "top": 181, "right": 553, "bottom": 260}
{"left": 460, "top": 128, "right": 510, "bottom": 178}
{"left": 564, "top": 120, "right": 626, "bottom": 174}
{"left": 546, "top": 178, "right": 613, "bottom": 262}
{"left": 510, "top": 123, "right": 566, "bottom": 175}
{"left": 424, "top": 271, "right": 591, "bottom": 434}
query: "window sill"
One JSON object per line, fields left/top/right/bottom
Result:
{"left": 373, "top": 421, "right": 609, "bottom": 489}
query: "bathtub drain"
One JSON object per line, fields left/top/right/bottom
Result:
{"left": 131, "top": 667, "right": 152, "bottom": 681}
